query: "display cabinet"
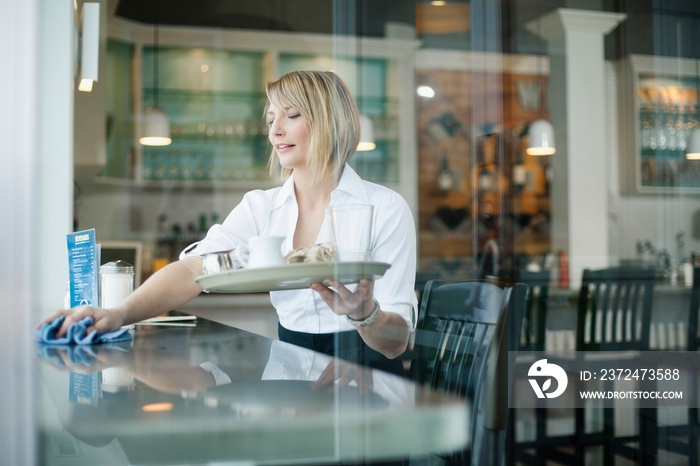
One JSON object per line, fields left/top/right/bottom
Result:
{"left": 140, "top": 48, "right": 270, "bottom": 186}
{"left": 618, "top": 55, "right": 700, "bottom": 194}
{"left": 102, "top": 42, "right": 274, "bottom": 189}
{"left": 101, "top": 21, "right": 419, "bottom": 208}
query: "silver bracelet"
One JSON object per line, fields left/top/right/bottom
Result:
{"left": 345, "top": 300, "right": 380, "bottom": 327}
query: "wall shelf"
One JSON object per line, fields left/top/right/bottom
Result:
{"left": 94, "top": 175, "right": 281, "bottom": 191}
{"left": 619, "top": 55, "right": 700, "bottom": 195}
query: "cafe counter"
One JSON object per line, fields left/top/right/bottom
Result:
{"left": 179, "top": 292, "right": 279, "bottom": 339}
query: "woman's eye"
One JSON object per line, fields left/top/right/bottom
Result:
{"left": 267, "top": 119, "right": 274, "bottom": 126}
{"left": 289, "top": 114, "right": 301, "bottom": 119}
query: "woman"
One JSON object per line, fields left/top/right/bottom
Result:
{"left": 40, "top": 71, "right": 417, "bottom": 370}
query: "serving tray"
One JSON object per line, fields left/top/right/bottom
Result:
{"left": 195, "top": 261, "right": 391, "bottom": 293}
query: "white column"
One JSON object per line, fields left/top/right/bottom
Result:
{"left": 0, "top": 0, "right": 40, "bottom": 463}
{"left": 1, "top": 0, "right": 74, "bottom": 459}
{"left": 528, "top": 9, "right": 626, "bottom": 289}
{"left": 39, "top": 0, "right": 74, "bottom": 314}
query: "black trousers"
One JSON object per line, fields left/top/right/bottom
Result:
{"left": 277, "top": 324, "right": 410, "bottom": 466}
{"left": 277, "top": 324, "right": 405, "bottom": 377}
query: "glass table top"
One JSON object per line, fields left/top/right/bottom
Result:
{"left": 36, "top": 316, "right": 469, "bottom": 465}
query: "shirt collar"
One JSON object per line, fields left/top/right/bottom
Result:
{"left": 333, "top": 164, "right": 369, "bottom": 203}
{"left": 272, "top": 175, "right": 296, "bottom": 210}
{"left": 271, "top": 164, "right": 368, "bottom": 210}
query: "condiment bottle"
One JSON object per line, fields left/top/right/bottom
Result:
{"left": 438, "top": 150, "right": 454, "bottom": 192}
{"left": 557, "top": 251, "right": 569, "bottom": 289}
{"left": 99, "top": 260, "right": 134, "bottom": 309}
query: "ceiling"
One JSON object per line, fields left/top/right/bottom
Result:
{"left": 112, "top": 0, "right": 700, "bottom": 57}
{"left": 113, "top": 0, "right": 413, "bottom": 36}
{"left": 110, "top": 0, "right": 573, "bottom": 54}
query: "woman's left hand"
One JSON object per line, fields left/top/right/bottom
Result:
{"left": 310, "top": 358, "right": 373, "bottom": 394}
{"left": 311, "top": 279, "right": 375, "bottom": 321}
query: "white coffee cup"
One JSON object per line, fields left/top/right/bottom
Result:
{"left": 234, "top": 236, "right": 285, "bottom": 268}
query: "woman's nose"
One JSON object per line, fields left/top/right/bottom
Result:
{"left": 269, "top": 120, "right": 283, "bottom": 136}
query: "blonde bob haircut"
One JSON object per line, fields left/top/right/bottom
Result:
{"left": 265, "top": 70, "right": 360, "bottom": 185}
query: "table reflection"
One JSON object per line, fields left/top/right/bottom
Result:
{"left": 35, "top": 318, "right": 468, "bottom": 465}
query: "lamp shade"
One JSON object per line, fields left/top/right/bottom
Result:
{"left": 139, "top": 107, "right": 172, "bottom": 146}
{"left": 526, "top": 119, "right": 556, "bottom": 156}
{"left": 687, "top": 128, "right": 700, "bottom": 160}
{"left": 78, "top": 3, "right": 100, "bottom": 92}
{"left": 357, "top": 115, "right": 376, "bottom": 151}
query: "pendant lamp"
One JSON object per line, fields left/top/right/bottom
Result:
{"left": 687, "top": 129, "right": 700, "bottom": 160}
{"left": 77, "top": 3, "right": 100, "bottom": 93}
{"left": 357, "top": 115, "right": 376, "bottom": 151}
{"left": 687, "top": 58, "right": 700, "bottom": 159}
{"left": 139, "top": 18, "right": 171, "bottom": 146}
{"left": 527, "top": 17, "right": 556, "bottom": 156}
{"left": 527, "top": 119, "right": 556, "bottom": 156}
{"left": 140, "top": 106, "right": 171, "bottom": 146}
{"left": 354, "top": 21, "right": 375, "bottom": 153}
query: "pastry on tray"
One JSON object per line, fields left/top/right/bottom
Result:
{"left": 284, "top": 242, "right": 334, "bottom": 264}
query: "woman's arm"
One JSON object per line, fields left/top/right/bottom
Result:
{"left": 311, "top": 280, "right": 410, "bottom": 359}
{"left": 38, "top": 256, "right": 204, "bottom": 338}
{"left": 355, "top": 304, "right": 410, "bottom": 359}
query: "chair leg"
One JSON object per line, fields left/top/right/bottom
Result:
{"left": 574, "top": 408, "right": 586, "bottom": 466}
{"left": 603, "top": 406, "right": 614, "bottom": 466}
{"left": 639, "top": 407, "right": 657, "bottom": 466}
{"left": 688, "top": 408, "right": 699, "bottom": 465}
{"left": 533, "top": 406, "right": 547, "bottom": 466}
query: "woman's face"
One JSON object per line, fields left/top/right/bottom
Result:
{"left": 267, "top": 102, "right": 310, "bottom": 171}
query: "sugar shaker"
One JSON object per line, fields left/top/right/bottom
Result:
{"left": 99, "top": 260, "right": 134, "bottom": 309}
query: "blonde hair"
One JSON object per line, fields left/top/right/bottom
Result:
{"left": 265, "top": 71, "right": 360, "bottom": 185}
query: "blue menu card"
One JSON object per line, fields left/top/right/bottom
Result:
{"left": 67, "top": 229, "right": 99, "bottom": 308}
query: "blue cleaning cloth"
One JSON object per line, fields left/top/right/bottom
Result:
{"left": 36, "top": 315, "right": 132, "bottom": 345}
{"left": 36, "top": 340, "right": 132, "bottom": 366}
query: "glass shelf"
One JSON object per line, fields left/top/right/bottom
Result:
{"left": 640, "top": 153, "right": 700, "bottom": 188}
{"left": 144, "top": 88, "right": 267, "bottom": 100}
{"left": 95, "top": 175, "right": 281, "bottom": 191}
{"left": 627, "top": 60, "right": 700, "bottom": 193}
{"left": 105, "top": 43, "right": 405, "bottom": 188}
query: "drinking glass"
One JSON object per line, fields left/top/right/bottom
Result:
{"left": 326, "top": 204, "right": 373, "bottom": 262}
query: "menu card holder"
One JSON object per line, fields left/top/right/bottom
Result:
{"left": 67, "top": 229, "right": 99, "bottom": 308}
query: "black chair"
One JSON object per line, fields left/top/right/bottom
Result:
{"left": 517, "top": 269, "right": 551, "bottom": 351}
{"left": 686, "top": 266, "right": 700, "bottom": 351}
{"left": 411, "top": 278, "right": 526, "bottom": 466}
{"left": 576, "top": 267, "right": 656, "bottom": 352}
{"left": 510, "top": 270, "right": 550, "bottom": 466}
{"left": 514, "top": 267, "right": 656, "bottom": 466}
{"left": 577, "top": 267, "right": 657, "bottom": 465}
{"left": 656, "top": 266, "right": 700, "bottom": 464}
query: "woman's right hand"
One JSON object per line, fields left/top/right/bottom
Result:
{"left": 36, "top": 305, "right": 126, "bottom": 339}
{"left": 42, "top": 344, "right": 131, "bottom": 374}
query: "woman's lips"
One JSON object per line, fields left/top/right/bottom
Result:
{"left": 276, "top": 144, "right": 295, "bottom": 152}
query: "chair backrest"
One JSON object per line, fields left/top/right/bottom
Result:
{"left": 687, "top": 266, "right": 700, "bottom": 351}
{"left": 516, "top": 269, "right": 550, "bottom": 351}
{"left": 411, "top": 279, "right": 527, "bottom": 431}
{"left": 576, "top": 267, "right": 656, "bottom": 351}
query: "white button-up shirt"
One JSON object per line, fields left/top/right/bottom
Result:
{"left": 185, "top": 164, "right": 417, "bottom": 333}
{"left": 262, "top": 340, "right": 411, "bottom": 406}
